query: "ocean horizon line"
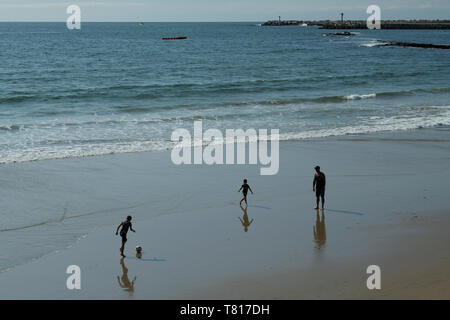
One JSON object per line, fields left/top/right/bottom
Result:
{"left": 0, "top": 20, "right": 266, "bottom": 23}
{"left": 1, "top": 18, "right": 449, "bottom": 23}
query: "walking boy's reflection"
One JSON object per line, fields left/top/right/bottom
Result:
{"left": 239, "top": 204, "right": 254, "bottom": 232}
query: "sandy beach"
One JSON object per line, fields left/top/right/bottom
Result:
{"left": 0, "top": 127, "right": 449, "bottom": 299}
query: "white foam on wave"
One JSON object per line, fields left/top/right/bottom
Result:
{"left": 279, "top": 106, "right": 450, "bottom": 141}
{"left": 345, "top": 93, "right": 377, "bottom": 100}
{"left": 360, "top": 40, "right": 389, "bottom": 48}
{"left": 0, "top": 105, "right": 449, "bottom": 164}
{"left": 0, "top": 140, "right": 175, "bottom": 165}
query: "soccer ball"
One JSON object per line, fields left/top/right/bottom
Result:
{"left": 136, "top": 246, "right": 142, "bottom": 253}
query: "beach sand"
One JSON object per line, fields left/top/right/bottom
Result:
{"left": 0, "top": 127, "right": 449, "bottom": 299}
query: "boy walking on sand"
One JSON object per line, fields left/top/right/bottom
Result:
{"left": 115, "top": 216, "right": 136, "bottom": 257}
{"left": 238, "top": 179, "right": 253, "bottom": 206}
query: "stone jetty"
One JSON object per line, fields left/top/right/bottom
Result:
{"left": 262, "top": 19, "right": 450, "bottom": 29}
{"left": 382, "top": 42, "right": 450, "bottom": 49}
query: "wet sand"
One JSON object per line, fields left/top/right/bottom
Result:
{"left": 0, "top": 127, "right": 449, "bottom": 299}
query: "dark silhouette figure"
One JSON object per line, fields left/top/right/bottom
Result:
{"left": 238, "top": 179, "right": 253, "bottom": 206}
{"left": 313, "top": 166, "right": 326, "bottom": 209}
{"left": 115, "top": 216, "right": 136, "bottom": 257}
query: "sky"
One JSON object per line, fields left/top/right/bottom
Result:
{"left": 0, "top": 0, "right": 449, "bottom": 22}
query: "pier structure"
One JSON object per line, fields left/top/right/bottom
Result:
{"left": 262, "top": 19, "right": 450, "bottom": 29}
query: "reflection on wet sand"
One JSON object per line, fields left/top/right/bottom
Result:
{"left": 313, "top": 209, "right": 326, "bottom": 249}
{"left": 239, "top": 204, "right": 254, "bottom": 232}
{"left": 117, "top": 257, "right": 136, "bottom": 296}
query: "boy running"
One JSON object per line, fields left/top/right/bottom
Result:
{"left": 238, "top": 179, "right": 253, "bottom": 206}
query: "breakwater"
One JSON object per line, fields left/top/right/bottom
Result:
{"left": 383, "top": 42, "right": 450, "bottom": 49}
{"left": 262, "top": 20, "right": 450, "bottom": 29}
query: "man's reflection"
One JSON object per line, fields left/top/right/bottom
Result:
{"left": 117, "top": 257, "right": 136, "bottom": 296}
{"left": 313, "top": 209, "right": 326, "bottom": 249}
{"left": 239, "top": 204, "right": 254, "bottom": 232}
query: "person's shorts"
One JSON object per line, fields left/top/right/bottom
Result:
{"left": 120, "top": 232, "right": 127, "bottom": 242}
{"left": 243, "top": 191, "right": 248, "bottom": 197}
{"left": 316, "top": 188, "right": 325, "bottom": 198}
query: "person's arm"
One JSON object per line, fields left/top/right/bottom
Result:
{"left": 130, "top": 223, "right": 136, "bottom": 233}
{"left": 323, "top": 175, "right": 326, "bottom": 190}
{"left": 313, "top": 174, "right": 317, "bottom": 191}
{"left": 115, "top": 222, "right": 123, "bottom": 235}
{"left": 238, "top": 185, "right": 242, "bottom": 192}
{"left": 248, "top": 186, "right": 253, "bottom": 194}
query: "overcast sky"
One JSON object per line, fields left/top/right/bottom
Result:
{"left": 0, "top": 0, "right": 449, "bottom": 21}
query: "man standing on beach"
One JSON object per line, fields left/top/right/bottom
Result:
{"left": 115, "top": 216, "right": 136, "bottom": 257}
{"left": 313, "top": 166, "right": 326, "bottom": 209}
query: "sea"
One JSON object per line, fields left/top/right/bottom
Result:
{"left": 0, "top": 22, "right": 449, "bottom": 164}
{"left": 0, "top": 22, "right": 449, "bottom": 274}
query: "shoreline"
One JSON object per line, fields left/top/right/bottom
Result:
{"left": 1, "top": 124, "right": 450, "bottom": 166}
{"left": 0, "top": 127, "right": 449, "bottom": 299}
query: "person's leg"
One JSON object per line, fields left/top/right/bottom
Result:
{"left": 120, "top": 237, "right": 127, "bottom": 257}
{"left": 321, "top": 189, "right": 325, "bottom": 209}
{"left": 244, "top": 194, "right": 248, "bottom": 206}
{"left": 240, "top": 196, "right": 245, "bottom": 205}
{"left": 315, "top": 196, "right": 319, "bottom": 209}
